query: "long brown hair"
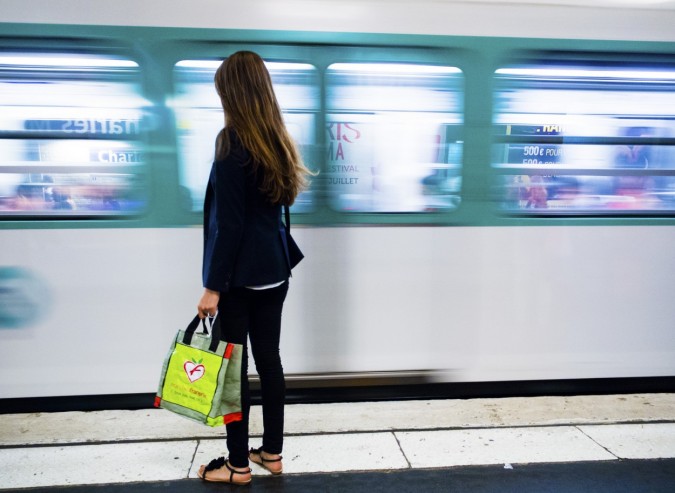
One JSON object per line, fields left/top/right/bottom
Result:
{"left": 214, "top": 51, "right": 312, "bottom": 205}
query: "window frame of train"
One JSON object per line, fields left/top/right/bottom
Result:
{"left": 0, "top": 44, "right": 149, "bottom": 221}
{"left": 170, "top": 45, "right": 465, "bottom": 226}
{"left": 171, "top": 54, "right": 320, "bottom": 216}
{"left": 323, "top": 58, "right": 465, "bottom": 223}
{"left": 492, "top": 52, "right": 675, "bottom": 217}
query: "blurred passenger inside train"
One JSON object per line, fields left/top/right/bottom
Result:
{"left": 613, "top": 126, "right": 654, "bottom": 209}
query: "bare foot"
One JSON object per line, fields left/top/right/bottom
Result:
{"left": 198, "top": 458, "right": 252, "bottom": 484}
{"left": 249, "top": 448, "right": 283, "bottom": 474}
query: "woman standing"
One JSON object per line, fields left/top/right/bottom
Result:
{"left": 196, "top": 51, "right": 311, "bottom": 485}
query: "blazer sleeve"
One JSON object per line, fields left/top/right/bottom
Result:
{"left": 202, "top": 150, "right": 247, "bottom": 292}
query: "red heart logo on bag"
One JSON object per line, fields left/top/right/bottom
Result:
{"left": 184, "top": 360, "right": 205, "bottom": 383}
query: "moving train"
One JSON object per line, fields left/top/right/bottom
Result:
{"left": 1, "top": 0, "right": 674, "bottom": 410}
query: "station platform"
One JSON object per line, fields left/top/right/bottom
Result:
{"left": 1, "top": 393, "right": 675, "bottom": 491}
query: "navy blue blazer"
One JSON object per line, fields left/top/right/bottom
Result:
{"left": 202, "top": 131, "right": 291, "bottom": 293}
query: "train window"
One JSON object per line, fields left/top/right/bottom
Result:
{"left": 494, "top": 63, "right": 675, "bottom": 214}
{"left": 325, "top": 63, "right": 463, "bottom": 213}
{"left": 173, "top": 60, "right": 319, "bottom": 213}
{"left": 0, "top": 53, "right": 147, "bottom": 217}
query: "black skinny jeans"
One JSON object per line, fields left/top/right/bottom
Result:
{"left": 218, "top": 282, "right": 289, "bottom": 467}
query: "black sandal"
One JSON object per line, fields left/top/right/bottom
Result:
{"left": 249, "top": 447, "right": 283, "bottom": 475}
{"left": 198, "top": 456, "right": 252, "bottom": 485}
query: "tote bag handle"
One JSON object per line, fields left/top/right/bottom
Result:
{"left": 182, "top": 314, "right": 224, "bottom": 352}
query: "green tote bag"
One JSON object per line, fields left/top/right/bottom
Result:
{"left": 155, "top": 314, "right": 242, "bottom": 427}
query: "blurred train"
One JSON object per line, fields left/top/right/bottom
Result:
{"left": 1, "top": 0, "right": 675, "bottom": 410}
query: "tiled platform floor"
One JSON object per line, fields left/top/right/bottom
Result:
{"left": 1, "top": 394, "right": 674, "bottom": 490}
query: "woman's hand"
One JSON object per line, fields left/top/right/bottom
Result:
{"left": 197, "top": 288, "right": 220, "bottom": 319}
